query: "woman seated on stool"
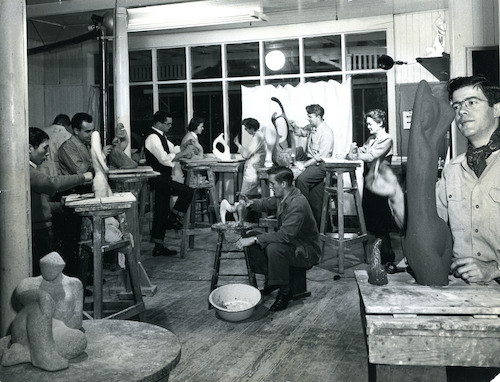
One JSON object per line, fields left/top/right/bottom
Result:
{"left": 181, "top": 117, "right": 205, "bottom": 160}
{"left": 236, "top": 167, "right": 320, "bottom": 311}
{"left": 347, "top": 109, "right": 395, "bottom": 265}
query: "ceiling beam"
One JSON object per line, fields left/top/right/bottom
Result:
{"left": 27, "top": 0, "right": 195, "bottom": 18}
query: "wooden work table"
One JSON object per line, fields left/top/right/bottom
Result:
{"left": 355, "top": 269, "right": 500, "bottom": 381}
{"left": 109, "top": 166, "right": 160, "bottom": 297}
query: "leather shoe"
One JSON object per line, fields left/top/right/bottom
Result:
{"left": 152, "top": 246, "right": 177, "bottom": 257}
{"left": 260, "top": 284, "right": 279, "bottom": 296}
{"left": 270, "top": 291, "right": 292, "bottom": 311}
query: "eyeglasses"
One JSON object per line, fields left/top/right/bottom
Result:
{"left": 451, "top": 97, "right": 489, "bottom": 111}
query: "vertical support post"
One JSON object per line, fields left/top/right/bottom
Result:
{"left": 0, "top": 0, "right": 31, "bottom": 336}
{"left": 114, "top": 6, "right": 131, "bottom": 156}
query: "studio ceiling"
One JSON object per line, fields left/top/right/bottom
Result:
{"left": 26, "top": 0, "right": 448, "bottom": 43}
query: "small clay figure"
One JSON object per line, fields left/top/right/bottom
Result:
{"left": 368, "top": 239, "right": 388, "bottom": 286}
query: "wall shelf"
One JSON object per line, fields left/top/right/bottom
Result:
{"left": 416, "top": 53, "right": 450, "bottom": 82}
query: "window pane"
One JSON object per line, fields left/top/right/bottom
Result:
{"left": 349, "top": 73, "right": 387, "bottom": 146}
{"left": 346, "top": 32, "right": 386, "bottom": 71}
{"left": 193, "top": 82, "right": 223, "bottom": 152}
{"left": 305, "top": 75, "right": 343, "bottom": 83}
{"left": 157, "top": 48, "right": 186, "bottom": 81}
{"left": 227, "top": 42, "right": 260, "bottom": 77}
{"left": 264, "top": 39, "right": 299, "bottom": 76}
{"left": 129, "top": 50, "right": 152, "bottom": 82}
{"left": 304, "top": 35, "right": 342, "bottom": 73}
{"left": 158, "top": 84, "right": 187, "bottom": 145}
{"left": 130, "top": 85, "right": 153, "bottom": 149}
{"left": 228, "top": 80, "right": 259, "bottom": 151}
{"left": 191, "top": 45, "right": 222, "bottom": 79}
{"left": 264, "top": 78, "right": 300, "bottom": 86}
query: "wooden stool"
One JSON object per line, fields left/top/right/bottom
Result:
{"left": 66, "top": 192, "right": 145, "bottom": 320}
{"left": 209, "top": 222, "right": 258, "bottom": 309}
{"left": 319, "top": 161, "right": 368, "bottom": 275}
{"left": 180, "top": 164, "right": 220, "bottom": 258}
{"left": 290, "top": 266, "right": 312, "bottom": 300}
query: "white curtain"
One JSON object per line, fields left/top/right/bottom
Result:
{"left": 241, "top": 79, "right": 353, "bottom": 163}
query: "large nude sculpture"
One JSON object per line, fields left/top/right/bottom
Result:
{"left": 404, "top": 80, "right": 455, "bottom": 285}
{"left": 271, "top": 97, "right": 295, "bottom": 167}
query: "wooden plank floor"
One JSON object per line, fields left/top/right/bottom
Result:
{"left": 99, "top": 227, "right": 499, "bottom": 382}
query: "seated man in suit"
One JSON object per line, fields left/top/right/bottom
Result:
{"left": 236, "top": 166, "right": 320, "bottom": 311}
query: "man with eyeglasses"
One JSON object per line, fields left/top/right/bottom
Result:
{"left": 366, "top": 75, "right": 500, "bottom": 285}
{"left": 144, "top": 111, "right": 194, "bottom": 257}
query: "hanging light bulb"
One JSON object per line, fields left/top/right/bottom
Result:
{"left": 265, "top": 50, "right": 285, "bottom": 71}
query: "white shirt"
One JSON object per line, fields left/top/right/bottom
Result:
{"left": 144, "top": 126, "right": 180, "bottom": 168}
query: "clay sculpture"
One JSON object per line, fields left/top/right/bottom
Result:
{"left": 271, "top": 97, "right": 295, "bottom": 167}
{"left": 109, "top": 122, "right": 138, "bottom": 170}
{"left": 404, "top": 80, "right": 455, "bottom": 286}
{"left": 368, "top": 239, "right": 388, "bottom": 286}
{"left": 212, "top": 133, "right": 231, "bottom": 161}
{"left": 90, "top": 130, "right": 113, "bottom": 197}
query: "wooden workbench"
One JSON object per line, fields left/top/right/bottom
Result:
{"left": 355, "top": 269, "right": 500, "bottom": 382}
{"left": 209, "top": 157, "right": 245, "bottom": 203}
{"left": 109, "top": 166, "right": 160, "bottom": 297}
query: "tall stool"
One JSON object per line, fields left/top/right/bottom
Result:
{"left": 209, "top": 222, "right": 258, "bottom": 309}
{"left": 65, "top": 192, "right": 145, "bottom": 320}
{"left": 180, "top": 163, "right": 220, "bottom": 258}
{"left": 319, "top": 161, "right": 368, "bottom": 275}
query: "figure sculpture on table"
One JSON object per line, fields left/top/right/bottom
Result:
{"left": 91, "top": 130, "right": 113, "bottom": 197}
{"left": 212, "top": 133, "right": 231, "bottom": 161}
{"left": 0, "top": 252, "right": 87, "bottom": 371}
{"left": 220, "top": 199, "right": 247, "bottom": 226}
{"left": 109, "top": 122, "right": 138, "bottom": 170}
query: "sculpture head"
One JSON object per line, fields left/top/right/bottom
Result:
{"left": 39, "top": 252, "right": 65, "bottom": 281}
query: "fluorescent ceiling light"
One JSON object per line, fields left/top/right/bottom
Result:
{"left": 127, "top": 1, "right": 268, "bottom": 32}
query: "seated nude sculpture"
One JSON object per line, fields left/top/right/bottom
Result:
{"left": 0, "top": 252, "right": 87, "bottom": 371}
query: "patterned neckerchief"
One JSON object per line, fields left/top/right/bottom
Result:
{"left": 466, "top": 125, "right": 500, "bottom": 177}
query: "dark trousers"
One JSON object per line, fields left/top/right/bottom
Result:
{"left": 295, "top": 163, "right": 326, "bottom": 227}
{"left": 245, "top": 231, "right": 310, "bottom": 286}
{"left": 363, "top": 187, "right": 395, "bottom": 263}
{"left": 32, "top": 226, "right": 54, "bottom": 276}
{"left": 150, "top": 174, "right": 194, "bottom": 244}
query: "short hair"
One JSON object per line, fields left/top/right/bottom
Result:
{"left": 71, "top": 113, "right": 93, "bottom": 131}
{"left": 29, "top": 127, "right": 49, "bottom": 148}
{"left": 268, "top": 166, "right": 293, "bottom": 186}
{"left": 53, "top": 114, "right": 70, "bottom": 127}
{"left": 187, "top": 117, "right": 205, "bottom": 132}
{"left": 364, "top": 109, "right": 386, "bottom": 126}
{"left": 153, "top": 111, "right": 172, "bottom": 125}
{"left": 305, "top": 104, "right": 324, "bottom": 118}
{"left": 241, "top": 118, "right": 260, "bottom": 132}
{"left": 448, "top": 75, "right": 500, "bottom": 106}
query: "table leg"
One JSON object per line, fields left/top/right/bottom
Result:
{"left": 92, "top": 216, "right": 103, "bottom": 319}
{"left": 209, "top": 232, "right": 224, "bottom": 309}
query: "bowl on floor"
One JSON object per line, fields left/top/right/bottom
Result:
{"left": 209, "top": 284, "right": 261, "bottom": 322}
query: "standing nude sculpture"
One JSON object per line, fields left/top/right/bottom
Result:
{"left": 91, "top": 130, "right": 113, "bottom": 197}
{"left": 404, "top": 80, "right": 455, "bottom": 285}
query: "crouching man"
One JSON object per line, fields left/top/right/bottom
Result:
{"left": 236, "top": 166, "right": 320, "bottom": 311}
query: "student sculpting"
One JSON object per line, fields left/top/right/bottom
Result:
{"left": 233, "top": 117, "right": 266, "bottom": 198}
{"left": 40, "top": 114, "right": 72, "bottom": 176}
{"left": 28, "top": 127, "right": 92, "bottom": 275}
{"left": 291, "top": 104, "right": 334, "bottom": 226}
{"left": 144, "top": 111, "right": 195, "bottom": 257}
{"left": 236, "top": 167, "right": 320, "bottom": 311}
{"left": 367, "top": 76, "right": 500, "bottom": 285}
{"left": 347, "top": 109, "right": 395, "bottom": 264}
{"left": 180, "top": 117, "right": 205, "bottom": 160}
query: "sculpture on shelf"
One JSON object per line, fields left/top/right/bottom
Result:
{"left": 404, "top": 80, "right": 455, "bottom": 286}
{"left": 0, "top": 252, "right": 87, "bottom": 371}
{"left": 212, "top": 133, "right": 231, "bottom": 161}
{"left": 220, "top": 199, "right": 246, "bottom": 226}
{"left": 368, "top": 239, "right": 388, "bottom": 286}
{"left": 91, "top": 130, "right": 113, "bottom": 197}
{"left": 271, "top": 97, "right": 295, "bottom": 167}
{"left": 109, "top": 123, "right": 138, "bottom": 170}
{"left": 426, "top": 13, "right": 446, "bottom": 57}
